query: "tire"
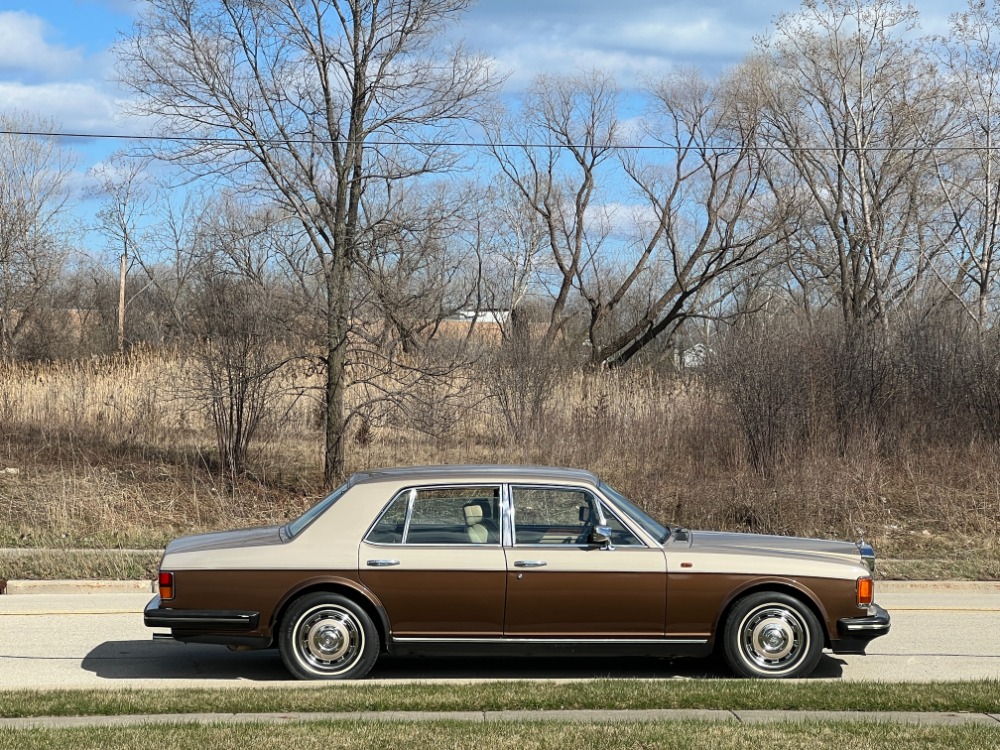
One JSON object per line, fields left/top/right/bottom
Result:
{"left": 722, "top": 591, "right": 823, "bottom": 679}
{"left": 279, "top": 593, "right": 379, "bottom": 680}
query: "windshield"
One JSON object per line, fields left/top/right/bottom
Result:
{"left": 600, "top": 482, "right": 671, "bottom": 545}
{"left": 284, "top": 481, "right": 350, "bottom": 539}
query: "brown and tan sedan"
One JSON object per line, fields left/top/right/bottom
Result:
{"left": 145, "top": 465, "right": 889, "bottom": 679}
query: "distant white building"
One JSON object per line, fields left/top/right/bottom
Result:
{"left": 455, "top": 309, "right": 510, "bottom": 325}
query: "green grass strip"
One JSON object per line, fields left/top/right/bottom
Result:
{"left": 0, "top": 680, "right": 998, "bottom": 718}
{"left": 2, "top": 720, "right": 999, "bottom": 750}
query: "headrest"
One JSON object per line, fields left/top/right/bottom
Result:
{"left": 463, "top": 504, "right": 484, "bottom": 526}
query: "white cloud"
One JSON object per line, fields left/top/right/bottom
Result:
{"left": 81, "top": 0, "right": 150, "bottom": 16}
{"left": 0, "top": 11, "right": 84, "bottom": 78}
{"left": 458, "top": 0, "right": 967, "bottom": 92}
{"left": 494, "top": 42, "right": 677, "bottom": 90}
{"left": 458, "top": 4, "right": 773, "bottom": 92}
{"left": 0, "top": 81, "right": 125, "bottom": 133}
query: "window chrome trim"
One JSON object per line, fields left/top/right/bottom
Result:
{"left": 401, "top": 488, "right": 416, "bottom": 543}
{"left": 500, "top": 483, "right": 514, "bottom": 547}
{"left": 598, "top": 482, "right": 669, "bottom": 547}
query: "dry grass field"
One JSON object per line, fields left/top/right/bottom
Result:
{"left": 0, "top": 350, "right": 998, "bottom": 579}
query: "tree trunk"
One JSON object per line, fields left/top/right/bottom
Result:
{"left": 324, "top": 247, "right": 350, "bottom": 486}
{"left": 118, "top": 249, "right": 127, "bottom": 354}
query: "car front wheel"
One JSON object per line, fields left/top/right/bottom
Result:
{"left": 722, "top": 591, "right": 823, "bottom": 678}
{"left": 279, "top": 593, "right": 379, "bottom": 680}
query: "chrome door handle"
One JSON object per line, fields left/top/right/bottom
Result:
{"left": 366, "top": 559, "right": 400, "bottom": 567}
{"left": 513, "top": 560, "right": 547, "bottom": 568}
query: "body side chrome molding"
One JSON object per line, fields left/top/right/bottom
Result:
{"left": 391, "top": 636, "right": 709, "bottom": 645}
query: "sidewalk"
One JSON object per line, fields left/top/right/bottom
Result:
{"left": 3, "top": 709, "right": 999, "bottom": 729}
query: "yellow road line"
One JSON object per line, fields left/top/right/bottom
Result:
{"left": 0, "top": 611, "right": 140, "bottom": 616}
{"left": 888, "top": 607, "right": 1000, "bottom": 612}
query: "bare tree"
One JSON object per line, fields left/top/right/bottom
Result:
{"left": 486, "top": 70, "right": 620, "bottom": 348}
{"left": 750, "top": 0, "right": 946, "bottom": 331}
{"left": 353, "top": 179, "right": 481, "bottom": 355}
{"left": 120, "top": 0, "right": 497, "bottom": 484}
{"left": 473, "top": 181, "right": 550, "bottom": 328}
{"left": 0, "top": 113, "right": 77, "bottom": 361}
{"left": 926, "top": 0, "right": 1000, "bottom": 333}
{"left": 130, "top": 184, "right": 234, "bottom": 345}
{"left": 93, "top": 152, "right": 152, "bottom": 353}
{"left": 487, "top": 69, "right": 793, "bottom": 367}
{"left": 599, "top": 68, "right": 795, "bottom": 366}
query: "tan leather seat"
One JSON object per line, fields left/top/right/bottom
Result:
{"left": 464, "top": 503, "right": 489, "bottom": 544}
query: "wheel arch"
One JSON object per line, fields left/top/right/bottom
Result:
{"left": 271, "top": 578, "right": 392, "bottom": 653}
{"left": 713, "top": 579, "right": 832, "bottom": 651}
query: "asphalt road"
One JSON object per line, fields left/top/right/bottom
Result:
{"left": 0, "top": 582, "right": 997, "bottom": 689}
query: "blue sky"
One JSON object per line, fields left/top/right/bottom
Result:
{"left": 0, "top": 0, "right": 971, "bottom": 216}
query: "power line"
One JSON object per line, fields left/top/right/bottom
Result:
{"left": 0, "top": 128, "right": 992, "bottom": 153}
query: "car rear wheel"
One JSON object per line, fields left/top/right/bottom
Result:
{"left": 279, "top": 593, "right": 379, "bottom": 680}
{"left": 722, "top": 591, "right": 823, "bottom": 678}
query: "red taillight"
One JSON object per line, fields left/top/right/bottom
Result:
{"left": 857, "top": 576, "right": 874, "bottom": 606}
{"left": 158, "top": 571, "right": 174, "bottom": 601}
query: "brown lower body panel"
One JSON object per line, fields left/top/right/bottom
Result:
{"left": 665, "top": 572, "right": 870, "bottom": 644}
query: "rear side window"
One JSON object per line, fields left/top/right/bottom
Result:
{"left": 366, "top": 486, "right": 501, "bottom": 545}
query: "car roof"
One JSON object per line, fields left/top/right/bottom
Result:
{"left": 349, "top": 464, "right": 600, "bottom": 487}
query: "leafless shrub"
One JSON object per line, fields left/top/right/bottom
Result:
{"left": 184, "top": 276, "right": 297, "bottom": 477}
{"left": 963, "top": 336, "right": 1000, "bottom": 443}
{"left": 401, "top": 364, "right": 481, "bottom": 441}
{"left": 823, "top": 326, "right": 899, "bottom": 456}
{"left": 707, "top": 320, "right": 816, "bottom": 476}
{"left": 488, "top": 310, "right": 575, "bottom": 446}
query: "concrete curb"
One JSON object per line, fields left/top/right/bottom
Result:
{"left": 2, "top": 709, "right": 999, "bottom": 730}
{"left": 1, "top": 578, "right": 997, "bottom": 596}
{"left": 0, "top": 548, "right": 158, "bottom": 556}
{"left": 878, "top": 581, "right": 1000, "bottom": 593}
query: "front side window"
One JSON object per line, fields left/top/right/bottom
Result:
{"left": 365, "top": 486, "right": 501, "bottom": 545}
{"left": 511, "top": 486, "right": 643, "bottom": 546}
{"left": 512, "top": 487, "right": 595, "bottom": 545}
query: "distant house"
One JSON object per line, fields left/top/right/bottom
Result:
{"left": 677, "top": 342, "right": 709, "bottom": 370}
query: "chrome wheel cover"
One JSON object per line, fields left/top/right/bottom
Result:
{"left": 737, "top": 604, "right": 809, "bottom": 674}
{"left": 293, "top": 605, "right": 364, "bottom": 675}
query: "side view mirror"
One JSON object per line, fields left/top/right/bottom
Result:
{"left": 589, "top": 525, "right": 613, "bottom": 546}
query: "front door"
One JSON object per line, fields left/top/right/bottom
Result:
{"left": 503, "top": 485, "right": 667, "bottom": 637}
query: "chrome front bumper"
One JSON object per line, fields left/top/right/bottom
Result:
{"left": 832, "top": 603, "right": 890, "bottom": 654}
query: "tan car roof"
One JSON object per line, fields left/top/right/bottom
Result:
{"left": 349, "top": 464, "right": 600, "bottom": 487}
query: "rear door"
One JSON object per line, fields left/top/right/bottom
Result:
{"left": 359, "top": 485, "right": 507, "bottom": 638}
